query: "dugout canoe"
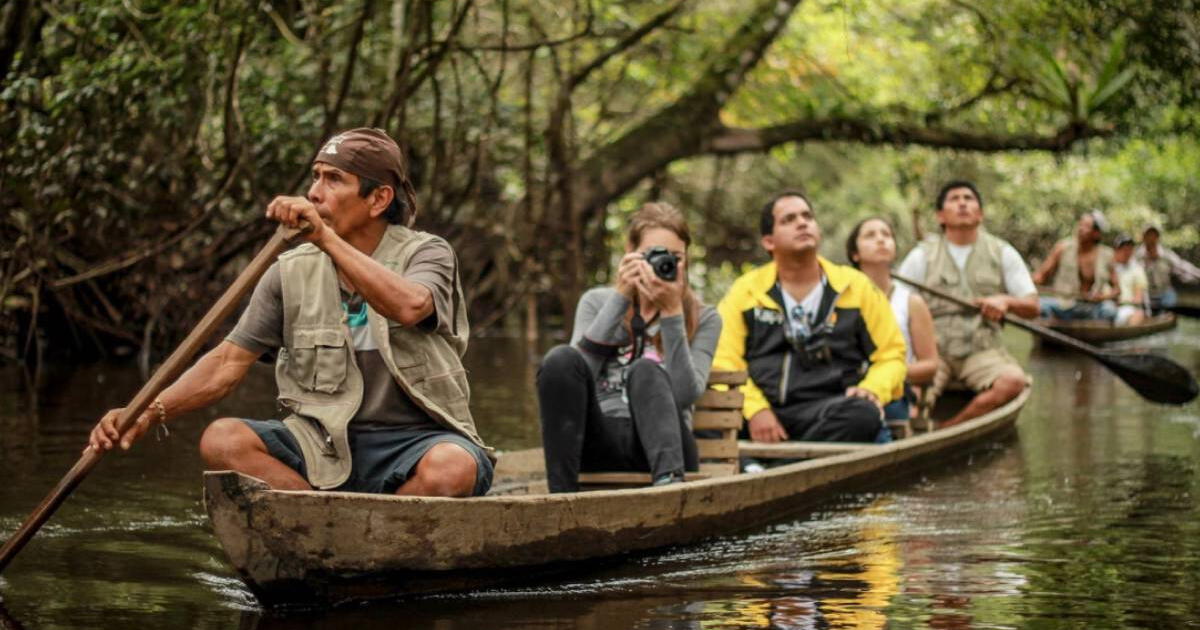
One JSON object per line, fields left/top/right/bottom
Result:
{"left": 204, "top": 384, "right": 1031, "bottom": 608}
{"left": 1039, "top": 313, "right": 1176, "bottom": 344}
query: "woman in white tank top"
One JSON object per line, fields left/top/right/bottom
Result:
{"left": 846, "top": 217, "right": 939, "bottom": 424}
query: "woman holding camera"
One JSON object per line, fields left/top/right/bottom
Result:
{"left": 846, "top": 217, "right": 938, "bottom": 427}
{"left": 537, "top": 202, "right": 722, "bottom": 492}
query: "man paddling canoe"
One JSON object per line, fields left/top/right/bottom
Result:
{"left": 1136, "top": 225, "right": 1200, "bottom": 312}
{"left": 896, "top": 181, "right": 1038, "bottom": 428}
{"left": 1032, "top": 210, "right": 1119, "bottom": 322}
{"left": 88, "top": 128, "right": 494, "bottom": 497}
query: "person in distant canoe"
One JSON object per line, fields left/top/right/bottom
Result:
{"left": 1136, "top": 225, "right": 1200, "bottom": 312}
{"left": 537, "top": 202, "right": 722, "bottom": 492}
{"left": 88, "top": 128, "right": 495, "bottom": 497}
{"left": 846, "top": 217, "right": 938, "bottom": 432}
{"left": 895, "top": 180, "right": 1038, "bottom": 427}
{"left": 1032, "top": 210, "right": 1119, "bottom": 321}
{"left": 1111, "top": 234, "right": 1149, "bottom": 326}
{"left": 713, "top": 192, "right": 906, "bottom": 447}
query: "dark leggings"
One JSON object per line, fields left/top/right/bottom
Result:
{"left": 537, "top": 345, "right": 698, "bottom": 493}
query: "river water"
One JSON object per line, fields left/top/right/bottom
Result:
{"left": 2, "top": 321, "right": 1199, "bottom": 629}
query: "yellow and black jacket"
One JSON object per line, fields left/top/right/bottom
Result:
{"left": 714, "top": 257, "right": 907, "bottom": 421}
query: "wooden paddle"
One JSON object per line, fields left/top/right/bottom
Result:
{"left": 893, "top": 273, "right": 1199, "bottom": 406}
{"left": 1164, "top": 285, "right": 1200, "bottom": 317}
{"left": 0, "top": 223, "right": 307, "bottom": 574}
{"left": 1167, "top": 304, "right": 1200, "bottom": 318}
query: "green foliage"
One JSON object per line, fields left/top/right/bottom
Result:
{"left": 1015, "top": 31, "right": 1137, "bottom": 121}
{"left": 656, "top": 133, "right": 1200, "bottom": 284}
{"left": 0, "top": 0, "right": 1195, "bottom": 359}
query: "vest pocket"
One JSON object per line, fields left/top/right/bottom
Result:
{"left": 289, "top": 328, "right": 349, "bottom": 394}
{"left": 418, "top": 369, "right": 471, "bottom": 420}
{"left": 387, "top": 321, "right": 429, "bottom": 370}
{"left": 972, "top": 268, "right": 1001, "bottom": 294}
{"left": 927, "top": 268, "right": 960, "bottom": 316}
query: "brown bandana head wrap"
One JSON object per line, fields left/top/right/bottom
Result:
{"left": 314, "top": 127, "right": 417, "bottom": 225}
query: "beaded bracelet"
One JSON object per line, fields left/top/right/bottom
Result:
{"left": 150, "top": 399, "right": 171, "bottom": 438}
{"left": 151, "top": 399, "right": 167, "bottom": 423}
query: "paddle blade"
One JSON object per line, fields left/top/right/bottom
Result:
{"left": 1100, "top": 352, "right": 1199, "bottom": 405}
{"left": 1168, "top": 304, "right": 1200, "bottom": 319}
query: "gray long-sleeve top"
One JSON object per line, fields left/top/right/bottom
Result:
{"left": 570, "top": 287, "right": 722, "bottom": 426}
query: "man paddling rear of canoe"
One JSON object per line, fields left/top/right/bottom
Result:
{"left": 896, "top": 180, "right": 1038, "bottom": 428}
{"left": 713, "top": 192, "right": 907, "bottom": 448}
{"left": 88, "top": 128, "right": 494, "bottom": 497}
{"left": 1136, "top": 224, "right": 1200, "bottom": 312}
{"left": 1032, "top": 210, "right": 1119, "bottom": 322}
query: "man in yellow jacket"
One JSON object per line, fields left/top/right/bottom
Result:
{"left": 714, "top": 192, "right": 907, "bottom": 444}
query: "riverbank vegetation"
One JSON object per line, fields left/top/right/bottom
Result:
{"left": 2, "top": 0, "right": 1197, "bottom": 363}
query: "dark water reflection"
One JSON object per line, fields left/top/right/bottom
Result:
{"left": 2, "top": 323, "right": 1200, "bottom": 628}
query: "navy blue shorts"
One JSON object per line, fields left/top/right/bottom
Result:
{"left": 240, "top": 419, "right": 493, "bottom": 496}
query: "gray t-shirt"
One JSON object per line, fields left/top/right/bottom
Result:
{"left": 571, "top": 287, "right": 722, "bottom": 425}
{"left": 227, "top": 239, "right": 457, "bottom": 430}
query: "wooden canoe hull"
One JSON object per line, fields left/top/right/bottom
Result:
{"left": 204, "top": 386, "right": 1031, "bottom": 608}
{"left": 1039, "top": 313, "right": 1176, "bottom": 343}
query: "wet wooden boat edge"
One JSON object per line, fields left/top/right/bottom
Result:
{"left": 203, "top": 385, "right": 1032, "bottom": 607}
{"left": 1040, "top": 313, "right": 1177, "bottom": 343}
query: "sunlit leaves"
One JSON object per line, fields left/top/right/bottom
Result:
{"left": 1015, "top": 30, "right": 1136, "bottom": 122}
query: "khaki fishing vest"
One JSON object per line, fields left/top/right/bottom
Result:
{"left": 1050, "top": 238, "right": 1113, "bottom": 300}
{"left": 923, "top": 232, "right": 1006, "bottom": 360}
{"left": 1144, "top": 254, "right": 1172, "bottom": 295}
{"left": 275, "top": 224, "right": 488, "bottom": 489}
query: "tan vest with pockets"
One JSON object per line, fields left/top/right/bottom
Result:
{"left": 276, "top": 224, "right": 489, "bottom": 489}
{"left": 1144, "top": 254, "right": 1172, "bottom": 296}
{"left": 1050, "top": 238, "right": 1113, "bottom": 301}
{"left": 922, "top": 231, "right": 1006, "bottom": 360}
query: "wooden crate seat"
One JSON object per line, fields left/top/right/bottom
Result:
{"left": 577, "top": 370, "right": 747, "bottom": 486}
{"left": 888, "top": 418, "right": 913, "bottom": 439}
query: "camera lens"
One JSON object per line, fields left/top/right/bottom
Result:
{"left": 643, "top": 246, "right": 678, "bottom": 281}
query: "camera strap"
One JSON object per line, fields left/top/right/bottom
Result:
{"left": 629, "top": 295, "right": 661, "bottom": 360}
{"left": 779, "top": 275, "right": 837, "bottom": 340}
{"left": 631, "top": 296, "right": 646, "bottom": 360}
{"left": 810, "top": 275, "right": 838, "bottom": 333}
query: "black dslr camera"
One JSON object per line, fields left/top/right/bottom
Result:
{"left": 643, "top": 246, "right": 679, "bottom": 281}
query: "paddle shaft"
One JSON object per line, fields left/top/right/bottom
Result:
{"left": 890, "top": 273, "right": 1110, "bottom": 361}
{"left": 0, "top": 223, "right": 304, "bottom": 574}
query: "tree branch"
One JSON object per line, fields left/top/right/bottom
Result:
{"left": 451, "top": 2, "right": 594, "bottom": 52}
{"left": 705, "top": 118, "right": 1111, "bottom": 154}
{"left": 376, "top": 0, "right": 473, "bottom": 130}
{"left": 567, "top": 0, "right": 686, "bottom": 90}
{"left": 924, "top": 69, "right": 1021, "bottom": 125}
{"left": 49, "top": 157, "right": 244, "bottom": 289}
{"left": 222, "top": 27, "right": 249, "bottom": 171}
{"left": 320, "top": 0, "right": 372, "bottom": 142}
{"left": 0, "top": 0, "right": 33, "bottom": 81}
{"left": 573, "top": 0, "right": 804, "bottom": 212}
